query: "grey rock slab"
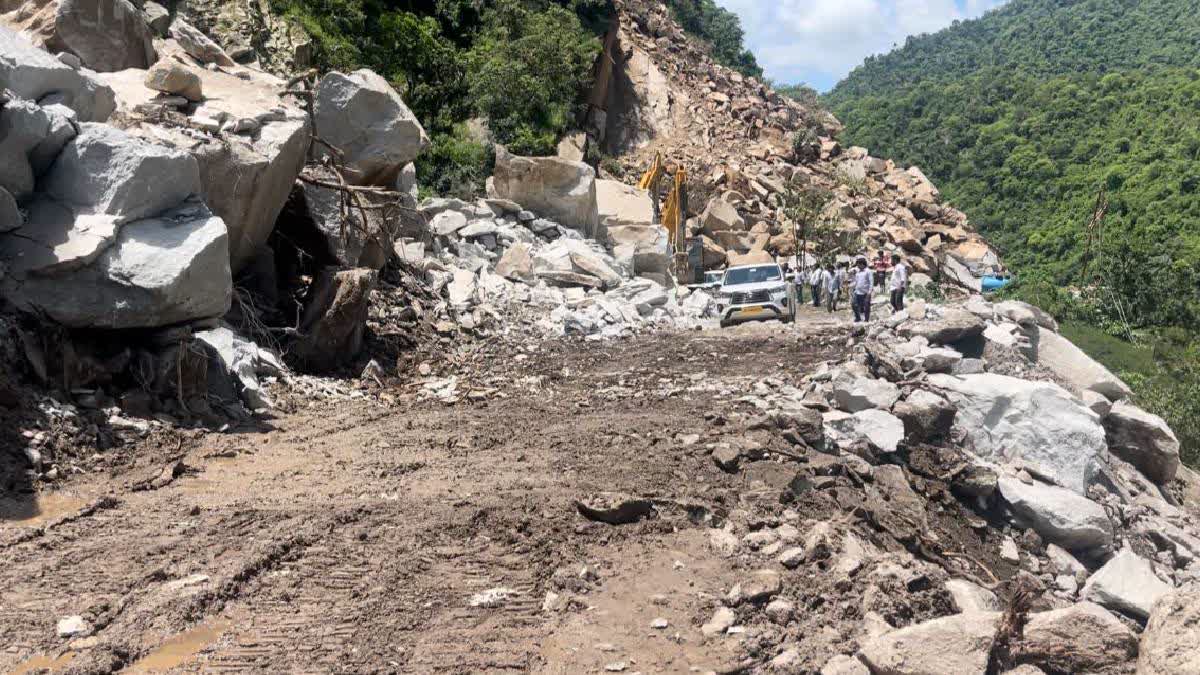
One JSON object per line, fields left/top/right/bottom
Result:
{"left": 53, "top": 0, "right": 156, "bottom": 71}
{"left": 898, "top": 307, "right": 985, "bottom": 344}
{"left": 945, "top": 579, "right": 1000, "bottom": 613}
{"left": 197, "top": 118, "right": 309, "bottom": 273}
{"left": 1138, "top": 586, "right": 1200, "bottom": 675}
{"left": 4, "top": 0, "right": 154, "bottom": 72}
{"left": 142, "top": 1, "right": 171, "bottom": 36}
{"left": 169, "top": 19, "right": 235, "bottom": 66}
{"left": 1082, "top": 549, "right": 1173, "bottom": 620}
{"left": 928, "top": 374, "right": 1107, "bottom": 494}
{"left": 1, "top": 200, "right": 231, "bottom": 328}
{"left": 0, "top": 186, "right": 20, "bottom": 232}
{"left": 833, "top": 376, "right": 900, "bottom": 412}
{"left": 892, "top": 388, "right": 956, "bottom": 443}
{"left": 41, "top": 122, "right": 200, "bottom": 221}
{"left": 997, "top": 476, "right": 1113, "bottom": 551}
{"left": 314, "top": 69, "right": 429, "bottom": 186}
{"left": 0, "top": 25, "right": 115, "bottom": 122}
{"left": 1037, "top": 327, "right": 1132, "bottom": 401}
{"left": 858, "top": 611, "right": 1001, "bottom": 675}
{"left": 29, "top": 102, "right": 78, "bottom": 177}
{"left": 1104, "top": 400, "right": 1181, "bottom": 485}
{"left": 916, "top": 346, "right": 962, "bottom": 374}
{"left": 728, "top": 569, "right": 781, "bottom": 605}
{"left": 492, "top": 145, "right": 598, "bottom": 237}
{"left": 0, "top": 97, "right": 50, "bottom": 199}
{"left": 1018, "top": 602, "right": 1137, "bottom": 673}
{"left": 824, "top": 409, "right": 905, "bottom": 453}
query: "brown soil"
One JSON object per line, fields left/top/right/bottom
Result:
{"left": 0, "top": 312, "right": 1019, "bottom": 674}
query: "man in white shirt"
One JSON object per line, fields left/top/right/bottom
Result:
{"left": 888, "top": 253, "right": 908, "bottom": 312}
{"left": 827, "top": 262, "right": 846, "bottom": 313}
{"left": 852, "top": 258, "right": 873, "bottom": 322}
{"left": 809, "top": 266, "right": 823, "bottom": 308}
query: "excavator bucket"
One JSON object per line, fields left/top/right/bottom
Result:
{"left": 638, "top": 152, "right": 663, "bottom": 191}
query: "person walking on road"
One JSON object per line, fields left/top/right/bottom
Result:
{"left": 889, "top": 253, "right": 908, "bottom": 312}
{"left": 810, "top": 266, "right": 823, "bottom": 308}
{"left": 792, "top": 264, "right": 806, "bottom": 304}
{"left": 852, "top": 258, "right": 873, "bottom": 323}
{"left": 827, "top": 262, "right": 844, "bottom": 313}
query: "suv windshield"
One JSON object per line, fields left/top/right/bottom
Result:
{"left": 722, "top": 265, "right": 782, "bottom": 286}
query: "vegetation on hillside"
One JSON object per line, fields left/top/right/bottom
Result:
{"left": 826, "top": 0, "right": 1200, "bottom": 465}
{"left": 271, "top": 0, "right": 609, "bottom": 195}
{"left": 666, "top": 0, "right": 761, "bottom": 79}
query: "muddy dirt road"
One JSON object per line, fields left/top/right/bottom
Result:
{"left": 2, "top": 316, "right": 856, "bottom": 674}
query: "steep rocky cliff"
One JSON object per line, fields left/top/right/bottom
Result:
{"left": 587, "top": 0, "right": 998, "bottom": 287}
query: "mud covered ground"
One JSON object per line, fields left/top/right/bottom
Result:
{"left": 0, "top": 310, "right": 1023, "bottom": 674}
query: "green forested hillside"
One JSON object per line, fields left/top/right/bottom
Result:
{"left": 826, "top": 0, "right": 1200, "bottom": 464}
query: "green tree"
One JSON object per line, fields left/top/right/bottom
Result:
{"left": 466, "top": 0, "right": 601, "bottom": 155}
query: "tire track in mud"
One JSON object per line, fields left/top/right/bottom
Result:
{"left": 2, "top": 326, "right": 850, "bottom": 673}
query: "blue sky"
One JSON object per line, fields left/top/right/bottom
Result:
{"left": 716, "top": 0, "right": 1009, "bottom": 92}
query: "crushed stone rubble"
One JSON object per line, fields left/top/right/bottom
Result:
{"left": 1, "top": 1, "right": 1199, "bottom": 673}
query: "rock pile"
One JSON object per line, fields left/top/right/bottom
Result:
{"left": 586, "top": 0, "right": 1002, "bottom": 285}
{"left": 407, "top": 190, "right": 711, "bottom": 340}
{"left": 671, "top": 295, "right": 1199, "bottom": 673}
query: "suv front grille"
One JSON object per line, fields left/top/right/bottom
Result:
{"left": 731, "top": 290, "right": 771, "bottom": 304}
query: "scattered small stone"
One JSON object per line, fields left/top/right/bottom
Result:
{"left": 650, "top": 617, "right": 669, "bottom": 629}
{"left": 701, "top": 607, "right": 736, "bottom": 637}
{"left": 56, "top": 615, "right": 90, "bottom": 638}
{"left": 1000, "top": 537, "right": 1021, "bottom": 563}
{"left": 469, "top": 587, "right": 516, "bottom": 608}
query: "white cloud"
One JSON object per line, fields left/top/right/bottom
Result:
{"left": 717, "top": 0, "right": 1009, "bottom": 90}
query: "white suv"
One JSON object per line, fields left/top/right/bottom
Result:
{"left": 715, "top": 263, "right": 794, "bottom": 327}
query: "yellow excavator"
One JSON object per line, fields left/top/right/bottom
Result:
{"left": 638, "top": 153, "right": 694, "bottom": 282}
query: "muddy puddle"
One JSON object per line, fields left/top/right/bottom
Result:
{"left": 121, "top": 619, "right": 231, "bottom": 673}
{"left": 7, "top": 650, "right": 76, "bottom": 674}
{"left": 0, "top": 493, "right": 88, "bottom": 528}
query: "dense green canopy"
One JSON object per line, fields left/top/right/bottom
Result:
{"left": 826, "top": 0, "right": 1200, "bottom": 463}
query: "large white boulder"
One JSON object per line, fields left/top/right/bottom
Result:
{"left": 857, "top": 612, "right": 1001, "bottom": 675}
{"left": 898, "top": 307, "right": 985, "bottom": 344}
{"left": 596, "top": 179, "right": 653, "bottom": 228}
{"left": 0, "top": 200, "right": 231, "bottom": 327}
{"left": 0, "top": 25, "right": 114, "bottom": 121}
{"left": 1, "top": 0, "right": 156, "bottom": 72}
{"left": 606, "top": 223, "right": 671, "bottom": 276}
{"left": 1138, "top": 586, "right": 1200, "bottom": 674}
{"left": 997, "top": 476, "right": 1112, "bottom": 551}
{"left": 824, "top": 409, "right": 905, "bottom": 453}
{"left": 41, "top": 122, "right": 200, "bottom": 221}
{"left": 928, "top": 374, "right": 1108, "bottom": 494}
{"left": 1036, "top": 328, "right": 1131, "bottom": 400}
{"left": 96, "top": 63, "right": 312, "bottom": 272}
{"left": 700, "top": 195, "right": 745, "bottom": 233}
{"left": 314, "top": 69, "right": 429, "bottom": 186}
{"left": 1082, "top": 549, "right": 1173, "bottom": 620}
{"left": 1103, "top": 400, "right": 1181, "bottom": 485}
{"left": 1017, "top": 602, "right": 1137, "bottom": 673}
{"left": 492, "top": 146, "right": 598, "bottom": 237}
{"left": 833, "top": 376, "right": 901, "bottom": 412}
